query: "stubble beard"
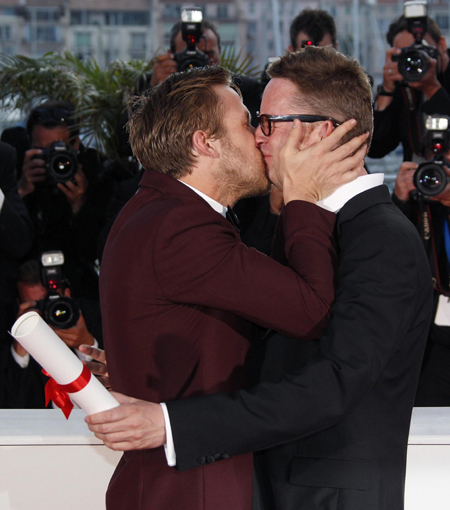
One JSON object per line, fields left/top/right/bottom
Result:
{"left": 217, "top": 137, "right": 272, "bottom": 202}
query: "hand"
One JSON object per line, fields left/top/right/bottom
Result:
{"left": 78, "top": 344, "right": 110, "bottom": 388}
{"left": 410, "top": 56, "right": 441, "bottom": 99}
{"left": 269, "top": 186, "right": 284, "bottom": 215}
{"left": 279, "top": 119, "right": 369, "bottom": 205}
{"left": 57, "top": 166, "right": 88, "bottom": 215}
{"left": 150, "top": 52, "right": 177, "bottom": 87}
{"left": 430, "top": 165, "right": 450, "bottom": 206}
{"left": 393, "top": 161, "right": 418, "bottom": 202}
{"left": 18, "top": 149, "right": 47, "bottom": 197}
{"left": 382, "top": 47, "right": 403, "bottom": 93}
{"left": 85, "top": 392, "right": 166, "bottom": 451}
{"left": 52, "top": 310, "right": 95, "bottom": 350}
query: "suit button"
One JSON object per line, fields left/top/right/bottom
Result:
{"left": 206, "top": 455, "right": 216, "bottom": 464}
{"left": 222, "top": 453, "right": 230, "bottom": 459}
{"left": 197, "top": 457, "right": 206, "bottom": 465}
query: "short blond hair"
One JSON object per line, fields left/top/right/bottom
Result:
{"left": 128, "top": 66, "right": 239, "bottom": 178}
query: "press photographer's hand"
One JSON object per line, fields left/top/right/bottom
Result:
{"left": 18, "top": 149, "right": 46, "bottom": 197}
{"left": 150, "top": 52, "right": 177, "bottom": 87}
{"left": 394, "top": 162, "right": 418, "bottom": 202}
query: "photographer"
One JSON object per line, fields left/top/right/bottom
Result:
{"left": 1, "top": 257, "right": 102, "bottom": 409}
{"left": 19, "top": 100, "right": 108, "bottom": 298}
{"left": 0, "top": 142, "right": 33, "bottom": 341}
{"left": 392, "top": 116, "right": 450, "bottom": 405}
{"left": 370, "top": 13, "right": 450, "bottom": 160}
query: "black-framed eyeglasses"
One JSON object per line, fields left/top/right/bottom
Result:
{"left": 256, "top": 112, "right": 340, "bottom": 137}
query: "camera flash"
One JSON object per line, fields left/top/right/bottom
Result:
{"left": 426, "top": 116, "right": 449, "bottom": 131}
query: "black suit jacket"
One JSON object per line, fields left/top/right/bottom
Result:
{"left": 0, "top": 141, "right": 32, "bottom": 335}
{"left": 166, "top": 185, "right": 433, "bottom": 510}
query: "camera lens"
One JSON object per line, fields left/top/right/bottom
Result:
{"left": 46, "top": 296, "right": 80, "bottom": 329}
{"left": 399, "top": 49, "right": 429, "bottom": 82}
{"left": 414, "top": 162, "right": 448, "bottom": 196}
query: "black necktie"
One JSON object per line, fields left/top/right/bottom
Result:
{"left": 226, "top": 206, "right": 241, "bottom": 234}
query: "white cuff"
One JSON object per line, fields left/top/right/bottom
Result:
{"left": 11, "top": 344, "right": 30, "bottom": 368}
{"left": 75, "top": 338, "right": 99, "bottom": 361}
{"left": 0, "top": 189, "right": 4, "bottom": 212}
{"left": 161, "top": 403, "right": 176, "bottom": 467}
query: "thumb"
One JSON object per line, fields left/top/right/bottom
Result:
{"left": 109, "top": 391, "right": 136, "bottom": 405}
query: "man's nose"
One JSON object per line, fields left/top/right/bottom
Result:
{"left": 254, "top": 125, "right": 267, "bottom": 146}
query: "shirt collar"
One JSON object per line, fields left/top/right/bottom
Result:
{"left": 317, "top": 173, "right": 385, "bottom": 213}
{"left": 178, "top": 180, "right": 227, "bottom": 217}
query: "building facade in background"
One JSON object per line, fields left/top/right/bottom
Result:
{"left": 0, "top": 0, "right": 449, "bottom": 88}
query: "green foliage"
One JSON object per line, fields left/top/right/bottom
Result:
{"left": 220, "top": 45, "right": 261, "bottom": 79}
{"left": 0, "top": 48, "right": 259, "bottom": 158}
{"left": 0, "top": 51, "right": 154, "bottom": 158}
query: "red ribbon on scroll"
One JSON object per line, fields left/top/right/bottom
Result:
{"left": 42, "top": 365, "right": 92, "bottom": 419}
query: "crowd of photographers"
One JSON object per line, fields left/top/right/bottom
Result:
{"left": 2, "top": 5, "right": 450, "bottom": 408}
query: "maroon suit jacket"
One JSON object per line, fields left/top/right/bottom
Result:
{"left": 100, "top": 169, "right": 336, "bottom": 510}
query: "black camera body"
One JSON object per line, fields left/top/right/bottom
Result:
{"left": 36, "top": 251, "right": 80, "bottom": 329}
{"left": 413, "top": 115, "right": 450, "bottom": 196}
{"left": 174, "top": 8, "right": 209, "bottom": 72}
{"left": 392, "top": 0, "right": 438, "bottom": 82}
{"left": 33, "top": 141, "right": 78, "bottom": 184}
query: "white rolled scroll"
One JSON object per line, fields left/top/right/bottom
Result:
{"left": 11, "top": 311, "right": 119, "bottom": 416}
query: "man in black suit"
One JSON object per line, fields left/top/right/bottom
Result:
{"left": 0, "top": 141, "right": 33, "bottom": 339}
{"left": 87, "top": 47, "right": 432, "bottom": 510}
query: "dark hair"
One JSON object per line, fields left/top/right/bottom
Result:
{"left": 17, "top": 259, "right": 41, "bottom": 285}
{"left": 26, "top": 100, "right": 79, "bottom": 140}
{"left": 127, "top": 66, "right": 237, "bottom": 179}
{"left": 290, "top": 9, "right": 337, "bottom": 50}
{"left": 387, "top": 15, "right": 442, "bottom": 46}
{"left": 169, "top": 19, "right": 221, "bottom": 54}
{"left": 268, "top": 46, "right": 373, "bottom": 147}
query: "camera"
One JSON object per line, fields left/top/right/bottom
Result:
{"left": 33, "top": 141, "right": 78, "bottom": 184}
{"left": 174, "top": 8, "right": 209, "bottom": 72}
{"left": 34, "top": 251, "right": 80, "bottom": 329}
{"left": 392, "top": 0, "right": 438, "bottom": 82}
{"left": 414, "top": 115, "right": 450, "bottom": 196}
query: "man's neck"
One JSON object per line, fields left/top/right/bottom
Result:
{"left": 179, "top": 174, "right": 237, "bottom": 208}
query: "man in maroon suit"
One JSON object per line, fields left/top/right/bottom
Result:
{"left": 93, "top": 65, "right": 367, "bottom": 510}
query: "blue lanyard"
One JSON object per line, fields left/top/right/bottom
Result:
{"left": 443, "top": 218, "right": 450, "bottom": 266}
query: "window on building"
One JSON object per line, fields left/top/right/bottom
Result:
{"left": 122, "top": 12, "right": 149, "bottom": 26}
{"left": 0, "top": 25, "right": 11, "bottom": 40}
{"left": 162, "top": 4, "right": 181, "bottom": 19}
{"left": 217, "top": 4, "right": 228, "bottom": 19}
{"left": 130, "top": 32, "right": 146, "bottom": 59}
{"left": 436, "top": 14, "right": 449, "bottom": 31}
{"left": 75, "top": 31, "right": 92, "bottom": 49}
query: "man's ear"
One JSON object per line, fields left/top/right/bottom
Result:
{"left": 192, "top": 130, "right": 220, "bottom": 159}
{"left": 333, "top": 41, "right": 339, "bottom": 50}
{"left": 318, "top": 120, "right": 335, "bottom": 139}
{"left": 288, "top": 44, "right": 295, "bottom": 52}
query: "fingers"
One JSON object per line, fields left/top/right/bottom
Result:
{"left": 110, "top": 391, "right": 136, "bottom": 405}
{"left": 78, "top": 344, "right": 106, "bottom": 363}
{"left": 316, "top": 119, "right": 358, "bottom": 152}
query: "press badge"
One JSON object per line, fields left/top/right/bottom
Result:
{"left": 435, "top": 294, "right": 450, "bottom": 326}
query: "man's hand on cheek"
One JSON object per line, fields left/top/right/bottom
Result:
{"left": 280, "top": 119, "right": 369, "bottom": 205}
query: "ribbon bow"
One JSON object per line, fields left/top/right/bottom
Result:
{"left": 42, "top": 365, "right": 91, "bottom": 419}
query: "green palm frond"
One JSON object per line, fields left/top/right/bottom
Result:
{"left": 220, "top": 45, "right": 260, "bottom": 78}
{"left": 0, "top": 51, "right": 155, "bottom": 158}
